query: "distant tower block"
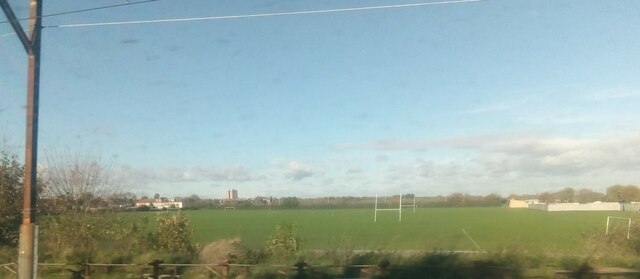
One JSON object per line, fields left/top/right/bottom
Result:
{"left": 226, "top": 189, "right": 238, "bottom": 200}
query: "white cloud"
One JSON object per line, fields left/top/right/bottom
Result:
{"left": 335, "top": 133, "right": 500, "bottom": 151}
{"left": 114, "top": 164, "right": 260, "bottom": 186}
{"left": 113, "top": 133, "right": 640, "bottom": 197}
{"left": 478, "top": 136, "right": 640, "bottom": 177}
{"left": 375, "top": 154, "right": 389, "bottom": 162}
{"left": 284, "top": 161, "right": 314, "bottom": 181}
{"left": 465, "top": 98, "right": 529, "bottom": 114}
{"left": 586, "top": 89, "right": 640, "bottom": 101}
{"left": 346, "top": 168, "right": 363, "bottom": 174}
{"left": 344, "top": 133, "right": 640, "bottom": 184}
{"left": 192, "top": 166, "right": 254, "bottom": 182}
{"left": 413, "top": 160, "right": 467, "bottom": 179}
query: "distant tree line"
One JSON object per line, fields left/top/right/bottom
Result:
{"left": 176, "top": 186, "right": 640, "bottom": 211}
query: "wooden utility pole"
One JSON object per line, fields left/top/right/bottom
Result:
{"left": 0, "top": 0, "right": 42, "bottom": 278}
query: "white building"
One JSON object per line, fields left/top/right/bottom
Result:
{"left": 508, "top": 199, "right": 540, "bottom": 208}
{"left": 528, "top": 202, "right": 621, "bottom": 211}
{"left": 135, "top": 198, "right": 183, "bottom": 209}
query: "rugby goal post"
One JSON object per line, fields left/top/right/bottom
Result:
{"left": 374, "top": 194, "right": 400, "bottom": 222}
{"left": 374, "top": 194, "right": 415, "bottom": 222}
{"left": 401, "top": 195, "right": 416, "bottom": 213}
{"left": 605, "top": 216, "right": 631, "bottom": 239}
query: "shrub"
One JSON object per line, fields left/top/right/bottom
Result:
{"left": 39, "top": 213, "right": 151, "bottom": 263}
{"left": 152, "top": 212, "right": 195, "bottom": 256}
{"left": 265, "top": 222, "right": 301, "bottom": 260}
{"left": 136, "top": 205, "right": 151, "bottom": 211}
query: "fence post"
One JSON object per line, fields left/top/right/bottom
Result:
{"left": 84, "top": 261, "right": 91, "bottom": 279}
{"left": 377, "top": 259, "right": 391, "bottom": 277}
{"left": 222, "top": 261, "right": 229, "bottom": 279}
{"left": 140, "top": 264, "right": 146, "bottom": 278}
{"left": 149, "top": 259, "right": 163, "bottom": 279}
{"left": 294, "top": 261, "right": 307, "bottom": 279}
{"left": 66, "top": 265, "right": 82, "bottom": 279}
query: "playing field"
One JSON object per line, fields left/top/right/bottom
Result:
{"left": 174, "top": 207, "right": 636, "bottom": 253}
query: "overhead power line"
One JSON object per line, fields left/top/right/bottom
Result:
{"left": 44, "top": 0, "right": 481, "bottom": 29}
{"left": 0, "top": 0, "right": 158, "bottom": 25}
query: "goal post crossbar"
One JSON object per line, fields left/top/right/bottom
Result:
{"left": 608, "top": 216, "right": 632, "bottom": 220}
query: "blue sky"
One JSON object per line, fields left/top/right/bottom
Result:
{"left": 2, "top": 0, "right": 640, "bottom": 199}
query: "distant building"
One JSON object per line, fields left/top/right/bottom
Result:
{"left": 528, "top": 202, "right": 621, "bottom": 211}
{"left": 135, "top": 198, "right": 183, "bottom": 209}
{"left": 226, "top": 189, "right": 238, "bottom": 201}
{"left": 508, "top": 199, "right": 540, "bottom": 208}
{"left": 251, "top": 196, "right": 273, "bottom": 206}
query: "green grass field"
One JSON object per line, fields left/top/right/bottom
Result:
{"left": 173, "top": 207, "right": 637, "bottom": 253}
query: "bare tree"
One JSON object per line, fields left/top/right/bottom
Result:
{"left": 41, "top": 148, "right": 118, "bottom": 212}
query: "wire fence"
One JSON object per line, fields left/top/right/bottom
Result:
{"left": 0, "top": 261, "right": 381, "bottom": 279}
{"left": 2, "top": 260, "right": 640, "bottom": 278}
{"left": 622, "top": 203, "right": 640, "bottom": 212}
